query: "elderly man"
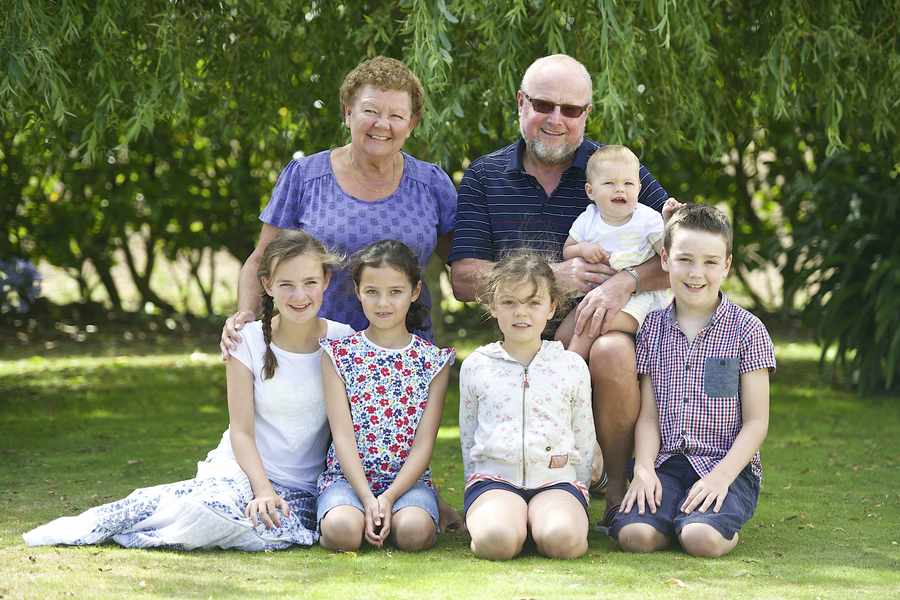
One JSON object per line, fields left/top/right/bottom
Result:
{"left": 449, "top": 54, "right": 671, "bottom": 529}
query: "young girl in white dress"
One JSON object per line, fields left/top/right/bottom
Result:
{"left": 23, "top": 230, "right": 354, "bottom": 551}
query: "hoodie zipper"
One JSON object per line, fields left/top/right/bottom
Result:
{"left": 521, "top": 365, "right": 529, "bottom": 487}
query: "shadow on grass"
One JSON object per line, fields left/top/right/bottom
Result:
{"left": 3, "top": 341, "right": 899, "bottom": 598}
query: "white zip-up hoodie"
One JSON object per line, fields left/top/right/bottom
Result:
{"left": 459, "top": 340, "right": 595, "bottom": 490}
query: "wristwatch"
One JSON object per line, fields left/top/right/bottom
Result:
{"left": 622, "top": 267, "right": 640, "bottom": 295}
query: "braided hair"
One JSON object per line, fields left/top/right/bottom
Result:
{"left": 257, "top": 230, "right": 342, "bottom": 380}
{"left": 349, "top": 240, "right": 427, "bottom": 332}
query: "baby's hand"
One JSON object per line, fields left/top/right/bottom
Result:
{"left": 621, "top": 463, "right": 662, "bottom": 515}
{"left": 580, "top": 243, "right": 609, "bottom": 264}
{"left": 662, "top": 197, "right": 684, "bottom": 222}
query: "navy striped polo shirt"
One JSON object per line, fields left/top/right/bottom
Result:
{"left": 448, "top": 138, "right": 669, "bottom": 263}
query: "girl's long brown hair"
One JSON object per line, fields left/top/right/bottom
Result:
{"left": 257, "top": 230, "right": 341, "bottom": 380}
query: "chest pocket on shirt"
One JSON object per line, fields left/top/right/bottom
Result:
{"left": 704, "top": 357, "right": 740, "bottom": 397}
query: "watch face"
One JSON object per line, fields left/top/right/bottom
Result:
{"left": 623, "top": 267, "right": 639, "bottom": 293}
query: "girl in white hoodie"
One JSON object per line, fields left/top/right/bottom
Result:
{"left": 459, "top": 253, "right": 595, "bottom": 560}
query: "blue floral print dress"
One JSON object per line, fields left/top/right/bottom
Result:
{"left": 23, "top": 320, "right": 354, "bottom": 551}
{"left": 318, "top": 332, "right": 455, "bottom": 495}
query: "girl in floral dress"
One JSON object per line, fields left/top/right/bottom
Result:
{"left": 317, "top": 240, "right": 454, "bottom": 552}
{"left": 459, "top": 253, "right": 595, "bottom": 560}
{"left": 24, "top": 231, "right": 353, "bottom": 551}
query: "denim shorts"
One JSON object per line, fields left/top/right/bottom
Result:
{"left": 609, "top": 454, "right": 760, "bottom": 542}
{"left": 463, "top": 479, "right": 589, "bottom": 514}
{"left": 316, "top": 479, "right": 439, "bottom": 528}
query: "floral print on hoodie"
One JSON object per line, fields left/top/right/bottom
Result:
{"left": 459, "top": 340, "right": 595, "bottom": 498}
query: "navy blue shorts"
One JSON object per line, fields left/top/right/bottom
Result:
{"left": 609, "top": 455, "right": 759, "bottom": 542}
{"left": 463, "top": 480, "right": 589, "bottom": 514}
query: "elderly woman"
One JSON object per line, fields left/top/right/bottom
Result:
{"left": 222, "top": 56, "right": 455, "bottom": 343}
{"left": 220, "top": 56, "right": 460, "bottom": 530}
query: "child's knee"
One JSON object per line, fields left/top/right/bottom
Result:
{"left": 320, "top": 508, "right": 364, "bottom": 551}
{"left": 392, "top": 509, "right": 436, "bottom": 552}
{"left": 678, "top": 522, "right": 737, "bottom": 558}
{"left": 588, "top": 333, "right": 636, "bottom": 372}
{"left": 617, "top": 523, "right": 667, "bottom": 553}
{"left": 469, "top": 521, "right": 526, "bottom": 561}
{"left": 532, "top": 522, "right": 587, "bottom": 559}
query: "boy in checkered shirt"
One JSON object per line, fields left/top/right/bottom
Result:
{"left": 609, "top": 204, "right": 776, "bottom": 557}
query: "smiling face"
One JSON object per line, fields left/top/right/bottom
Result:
{"left": 344, "top": 85, "right": 416, "bottom": 161}
{"left": 356, "top": 264, "right": 421, "bottom": 335}
{"left": 490, "top": 278, "right": 557, "bottom": 348}
{"left": 264, "top": 253, "right": 330, "bottom": 325}
{"left": 585, "top": 157, "right": 641, "bottom": 225}
{"left": 518, "top": 60, "right": 592, "bottom": 166}
{"left": 662, "top": 228, "right": 732, "bottom": 312}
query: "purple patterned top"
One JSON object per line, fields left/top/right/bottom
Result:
{"left": 260, "top": 151, "right": 457, "bottom": 339}
{"left": 317, "top": 332, "right": 455, "bottom": 495}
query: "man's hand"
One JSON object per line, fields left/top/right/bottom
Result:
{"left": 573, "top": 272, "right": 634, "bottom": 336}
{"left": 220, "top": 310, "right": 255, "bottom": 360}
{"left": 552, "top": 257, "right": 616, "bottom": 295}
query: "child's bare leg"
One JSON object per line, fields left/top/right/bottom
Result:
{"left": 617, "top": 523, "right": 670, "bottom": 553}
{"left": 320, "top": 506, "right": 365, "bottom": 551}
{"left": 589, "top": 441, "right": 606, "bottom": 497}
{"left": 466, "top": 491, "right": 528, "bottom": 560}
{"left": 678, "top": 523, "right": 738, "bottom": 558}
{"left": 436, "top": 490, "right": 464, "bottom": 532}
{"left": 603, "top": 310, "right": 639, "bottom": 336}
{"left": 390, "top": 507, "right": 436, "bottom": 552}
{"left": 556, "top": 308, "right": 593, "bottom": 360}
{"left": 527, "top": 489, "right": 588, "bottom": 559}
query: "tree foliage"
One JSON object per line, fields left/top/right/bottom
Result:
{"left": 2, "top": 1, "right": 898, "bottom": 390}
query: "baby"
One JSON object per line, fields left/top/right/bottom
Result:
{"left": 555, "top": 144, "right": 679, "bottom": 358}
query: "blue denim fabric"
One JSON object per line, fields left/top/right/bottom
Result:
{"left": 316, "top": 479, "right": 439, "bottom": 528}
{"left": 609, "top": 454, "right": 759, "bottom": 542}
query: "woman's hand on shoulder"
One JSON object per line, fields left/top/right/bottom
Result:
{"left": 245, "top": 491, "right": 291, "bottom": 529}
{"left": 221, "top": 310, "right": 255, "bottom": 360}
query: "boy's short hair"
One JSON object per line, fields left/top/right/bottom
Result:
{"left": 664, "top": 204, "right": 733, "bottom": 255}
{"left": 586, "top": 144, "right": 640, "bottom": 179}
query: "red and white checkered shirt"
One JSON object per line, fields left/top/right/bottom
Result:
{"left": 636, "top": 294, "right": 776, "bottom": 480}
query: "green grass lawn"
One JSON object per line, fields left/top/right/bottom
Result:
{"left": 1, "top": 336, "right": 898, "bottom": 599}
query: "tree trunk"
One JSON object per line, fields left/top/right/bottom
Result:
{"left": 90, "top": 255, "right": 123, "bottom": 312}
{"left": 120, "top": 231, "right": 177, "bottom": 313}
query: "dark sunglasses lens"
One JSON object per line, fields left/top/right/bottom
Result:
{"left": 530, "top": 98, "right": 556, "bottom": 113}
{"left": 560, "top": 105, "right": 586, "bottom": 118}
{"left": 529, "top": 96, "right": 585, "bottom": 117}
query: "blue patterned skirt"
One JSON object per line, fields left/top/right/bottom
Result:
{"left": 23, "top": 459, "right": 318, "bottom": 551}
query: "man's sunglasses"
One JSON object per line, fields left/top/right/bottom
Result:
{"left": 521, "top": 92, "right": 591, "bottom": 118}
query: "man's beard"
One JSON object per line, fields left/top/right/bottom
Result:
{"left": 525, "top": 136, "right": 579, "bottom": 166}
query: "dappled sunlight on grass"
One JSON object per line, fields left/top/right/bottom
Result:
{"left": 3, "top": 337, "right": 899, "bottom": 598}
{"left": 436, "top": 426, "right": 459, "bottom": 441}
